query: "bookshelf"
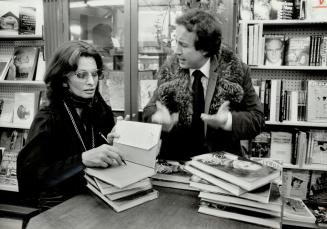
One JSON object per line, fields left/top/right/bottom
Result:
{"left": 0, "top": 0, "right": 45, "bottom": 193}
{"left": 237, "top": 5, "right": 327, "bottom": 228}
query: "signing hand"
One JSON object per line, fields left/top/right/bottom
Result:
{"left": 82, "top": 144, "right": 124, "bottom": 168}
{"left": 151, "top": 101, "right": 179, "bottom": 132}
{"left": 201, "top": 101, "right": 231, "bottom": 129}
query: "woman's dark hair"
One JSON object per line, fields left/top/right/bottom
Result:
{"left": 44, "top": 40, "right": 103, "bottom": 104}
{"left": 176, "top": 9, "right": 222, "bottom": 58}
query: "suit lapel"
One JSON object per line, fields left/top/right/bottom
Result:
{"left": 205, "top": 55, "right": 219, "bottom": 114}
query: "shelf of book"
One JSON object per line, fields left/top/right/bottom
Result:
{"left": 251, "top": 66, "right": 327, "bottom": 70}
{"left": 0, "top": 81, "right": 45, "bottom": 86}
{"left": 265, "top": 121, "right": 327, "bottom": 128}
{"left": 239, "top": 19, "right": 327, "bottom": 25}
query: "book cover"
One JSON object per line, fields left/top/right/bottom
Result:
{"left": 307, "top": 80, "right": 327, "bottom": 122}
{"left": 94, "top": 177, "right": 152, "bottom": 195}
{"left": 199, "top": 188, "right": 282, "bottom": 213}
{"left": 198, "top": 201, "right": 281, "bottom": 228}
{"left": 18, "top": 6, "right": 36, "bottom": 35}
{"left": 151, "top": 179, "right": 198, "bottom": 191}
{"left": 5, "top": 46, "right": 39, "bottom": 81}
{"left": 250, "top": 131, "right": 271, "bottom": 158}
{"left": 190, "top": 152, "right": 280, "bottom": 191}
{"left": 190, "top": 174, "right": 273, "bottom": 204}
{"left": 310, "top": 171, "right": 327, "bottom": 195}
{"left": 283, "top": 169, "right": 310, "bottom": 199}
{"left": 309, "top": 130, "right": 327, "bottom": 165}
{"left": 270, "top": 131, "right": 293, "bottom": 164}
{"left": 285, "top": 36, "right": 311, "bottom": 66}
{"left": 0, "top": 93, "right": 14, "bottom": 124}
{"left": 13, "top": 92, "right": 39, "bottom": 127}
{"left": 86, "top": 183, "right": 158, "bottom": 212}
{"left": 0, "top": 59, "right": 11, "bottom": 81}
{"left": 0, "top": 150, "right": 18, "bottom": 192}
{"left": 152, "top": 160, "right": 191, "bottom": 184}
{"left": 283, "top": 197, "right": 316, "bottom": 223}
{"left": 264, "top": 35, "right": 285, "bottom": 66}
{"left": 184, "top": 164, "right": 247, "bottom": 196}
{"left": 0, "top": 9, "right": 19, "bottom": 36}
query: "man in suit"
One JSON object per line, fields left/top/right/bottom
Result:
{"left": 143, "top": 9, "right": 264, "bottom": 161}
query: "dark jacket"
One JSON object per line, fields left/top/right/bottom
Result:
{"left": 17, "top": 93, "right": 115, "bottom": 206}
{"left": 143, "top": 47, "right": 265, "bottom": 161}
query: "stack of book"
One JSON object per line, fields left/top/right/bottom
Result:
{"left": 151, "top": 160, "right": 197, "bottom": 191}
{"left": 185, "top": 152, "right": 282, "bottom": 228}
{"left": 84, "top": 120, "right": 162, "bottom": 212}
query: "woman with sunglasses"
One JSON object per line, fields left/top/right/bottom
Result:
{"left": 17, "top": 40, "right": 124, "bottom": 210}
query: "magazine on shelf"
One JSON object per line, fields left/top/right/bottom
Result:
{"left": 13, "top": 92, "right": 39, "bottom": 127}
{"left": 307, "top": 80, "right": 327, "bottom": 122}
{"left": 18, "top": 6, "right": 36, "bottom": 35}
{"left": 198, "top": 201, "right": 281, "bottom": 229}
{"left": 189, "top": 152, "right": 280, "bottom": 191}
{"left": 85, "top": 121, "right": 161, "bottom": 188}
{"left": 5, "top": 46, "right": 39, "bottom": 81}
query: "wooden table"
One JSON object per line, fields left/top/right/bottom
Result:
{"left": 26, "top": 187, "right": 269, "bottom": 229}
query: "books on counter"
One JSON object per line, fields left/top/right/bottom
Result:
{"left": 86, "top": 182, "right": 158, "bottom": 213}
{"left": 283, "top": 197, "right": 316, "bottom": 224}
{"left": 84, "top": 121, "right": 161, "bottom": 212}
{"left": 189, "top": 152, "right": 280, "bottom": 191}
{"left": 198, "top": 200, "right": 281, "bottom": 229}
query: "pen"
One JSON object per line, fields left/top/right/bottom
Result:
{"left": 99, "top": 132, "right": 127, "bottom": 165}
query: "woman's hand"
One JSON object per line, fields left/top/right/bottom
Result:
{"left": 82, "top": 144, "right": 124, "bottom": 167}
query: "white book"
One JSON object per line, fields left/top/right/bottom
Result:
{"left": 283, "top": 197, "right": 316, "bottom": 223}
{"left": 0, "top": 94, "right": 14, "bottom": 124}
{"left": 270, "top": 131, "right": 293, "bottom": 164}
{"left": 185, "top": 164, "right": 246, "bottom": 196}
{"left": 199, "top": 191, "right": 282, "bottom": 213}
{"left": 13, "top": 92, "right": 38, "bottom": 127}
{"left": 248, "top": 24, "right": 254, "bottom": 65}
{"left": 253, "top": 24, "right": 259, "bottom": 65}
{"left": 105, "top": 183, "right": 153, "bottom": 201}
{"left": 86, "top": 184, "right": 158, "bottom": 212}
{"left": 290, "top": 91, "right": 298, "bottom": 122}
{"left": 198, "top": 205, "right": 281, "bottom": 229}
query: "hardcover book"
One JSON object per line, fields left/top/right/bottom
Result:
{"left": 85, "top": 121, "right": 162, "bottom": 188}
{"left": 5, "top": 46, "right": 39, "bottom": 81}
{"left": 250, "top": 131, "right": 271, "bottom": 158}
{"left": 152, "top": 160, "right": 191, "bottom": 184}
{"left": 190, "top": 174, "right": 273, "bottom": 204}
{"left": 189, "top": 152, "right": 280, "bottom": 191}
{"left": 198, "top": 201, "right": 281, "bottom": 229}
{"left": 184, "top": 164, "right": 247, "bottom": 196}
{"left": 86, "top": 183, "right": 158, "bottom": 212}
{"left": 283, "top": 197, "right": 316, "bottom": 223}
{"left": 0, "top": 150, "right": 18, "bottom": 192}
{"left": 270, "top": 131, "right": 293, "bottom": 164}
{"left": 18, "top": 6, "right": 36, "bottom": 35}
{"left": 13, "top": 92, "right": 39, "bottom": 127}
{"left": 282, "top": 169, "right": 310, "bottom": 200}
{"left": 285, "top": 36, "right": 311, "bottom": 66}
{"left": 307, "top": 80, "right": 327, "bottom": 122}
{"left": 264, "top": 35, "right": 285, "bottom": 66}
{"left": 309, "top": 170, "right": 327, "bottom": 195}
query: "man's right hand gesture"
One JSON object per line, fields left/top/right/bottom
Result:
{"left": 151, "top": 101, "right": 179, "bottom": 132}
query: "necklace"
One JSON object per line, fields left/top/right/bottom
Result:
{"left": 64, "top": 101, "right": 95, "bottom": 151}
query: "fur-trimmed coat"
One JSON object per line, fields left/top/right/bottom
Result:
{"left": 143, "top": 47, "right": 264, "bottom": 160}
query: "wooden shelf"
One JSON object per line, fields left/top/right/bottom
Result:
{"left": 266, "top": 121, "right": 327, "bottom": 128}
{"left": 239, "top": 19, "right": 327, "bottom": 25}
{"left": 283, "top": 164, "right": 327, "bottom": 171}
{"left": 0, "top": 122, "right": 31, "bottom": 129}
{"left": 250, "top": 66, "right": 327, "bottom": 70}
{"left": 0, "top": 80, "right": 45, "bottom": 86}
{"left": 0, "top": 35, "right": 43, "bottom": 40}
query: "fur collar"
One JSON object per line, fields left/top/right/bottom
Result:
{"left": 157, "top": 46, "right": 245, "bottom": 126}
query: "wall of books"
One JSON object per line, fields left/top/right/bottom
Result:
{"left": 0, "top": 0, "right": 46, "bottom": 192}
{"left": 238, "top": 0, "right": 327, "bottom": 227}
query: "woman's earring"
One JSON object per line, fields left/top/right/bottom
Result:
{"left": 63, "top": 82, "right": 68, "bottom": 87}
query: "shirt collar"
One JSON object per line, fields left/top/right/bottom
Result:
{"left": 190, "top": 58, "right": 210, "bottom": 79}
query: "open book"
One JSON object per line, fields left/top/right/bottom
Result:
{"left": 84, "top": 121, "right": 162, "bottom": 188}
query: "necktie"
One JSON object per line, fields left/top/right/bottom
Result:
{"left": 192, "top": 70, "right": 205, "bottom": 140}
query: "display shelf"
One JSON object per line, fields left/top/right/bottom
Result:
{"left": 266, "top": 121, "right": 327, "bottom": 128}
{"left": 251, "top": 66, "right": 327, "bottom": 70}
{"left": 0, "top": 122, "right": 30, "bottom": 130}
{"left": 282, "top": 164, "right": 327, "bottom": 171}
{"left": 239, "top": 19, "right": 327, "bottom": 25}
{"left": 0, "top": 35, "right": 43, "bottom": 40}
{"left": 0, "top": 81, "right": 45, "bottom": 86}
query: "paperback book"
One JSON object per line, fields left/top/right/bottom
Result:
{"left": 307, "top": 80, "right": 327, "bottom": 122}
{"left": 152, "top": 160, "right": 191, "bottom": 184}
{"left": 189, "top": 152, "right": 280, "bottom": 191}
{"left": 283, "top": 197, "right": 316, "bottom": 223}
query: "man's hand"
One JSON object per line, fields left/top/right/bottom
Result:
{"left": 82, "top": 145, "right": 124, "bottom": 167}
{"left": 151, "top": 101, "right": 179, "bottom": 132}
{"left": 201, "top": 101, "right": 231, "bottom": 129}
